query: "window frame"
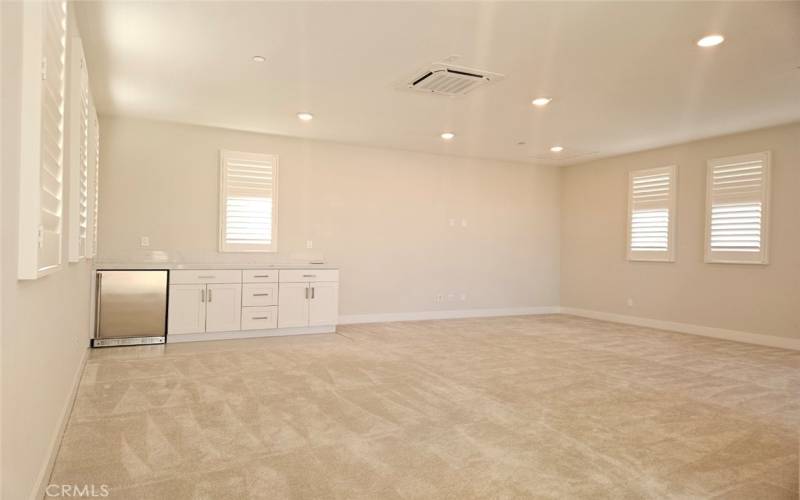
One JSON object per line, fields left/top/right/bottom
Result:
{"left": 218, "top": 150, "right": 279, "bottom": 253}
{"left": 704, "top": 151, "right": 771, "bottom": 265}
{"left": 626, "top": 165, "right": 678, "bottom": 263}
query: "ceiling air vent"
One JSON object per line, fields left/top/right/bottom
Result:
{"left": 406, "top": 63, "right": 504, "bottom": 96}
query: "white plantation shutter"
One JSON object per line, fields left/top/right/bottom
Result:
{"left": 90, "top": 108, "right": 100, "bottom": 257}
{"left": 219, "top": 151, "right": 278, "bottom": 252}
{"left": 18, "top": 0, "right": 68, "bottom": 278}
{"left": 68, "top": 37, "right": 89, "bottom": 261}
{"left": 627, "top": 166, "right": 677, "bottom": 261}
{"left": 705, "top": 152, "right": 770, "bottom": 264}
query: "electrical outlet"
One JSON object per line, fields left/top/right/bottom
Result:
{"left": 627, "top": 298, "right": 634, "bottom": 307}
{"left": 306, "top": 240, "right": 313, "bottom": 249}
{"left": 140, "top": 236, "right": 150, "bottom": 247}
{"left": 435, "top": 294, "right": 444, "bottom": 304}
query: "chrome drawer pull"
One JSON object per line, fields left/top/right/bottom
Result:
{"left": 302, "top": 274, "right": 316, "bottom": 278}
{"left": 252, "top": 293, "right": 271, "bottom": 296}
{"left": 253, "top": 274, "right": 271, "bottom": 278}
{"left": 198, "top": 275, "right": 216, "bottom": 279}
{"left": 252, "top": 316, "right": 269, "bottom": 320}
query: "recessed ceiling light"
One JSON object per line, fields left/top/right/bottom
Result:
{"left": 441, "top": 132, "right": 455, "bottom": 140}
{"left": 252, "top": 55, "right": 266, "bottom": 63}
{"left": 297, "top": 112, "right": 314, "bottom": 121}
{"left": 532, "top": 97, "right": 552, "bottom": 107}
{"left": 697, "top": 35, "right": 724, "bottom": 47}
{"left": 550, "top": 145, "right": 564, "bottom": 153}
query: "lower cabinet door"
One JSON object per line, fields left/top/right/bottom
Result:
{"left": 278, "top": 282, "right": 310, "bottom": 328}
{"left": 309, "top": 282, "right": 339, "bottom": 326}
{"left": 205, "top": 283, "right": 242, "bottom": 332}
{"left": 241, "top": 306, "right": 278, "bottom": 330}
{"left": 168, "top": 284, "right": 206, "bottom": 334}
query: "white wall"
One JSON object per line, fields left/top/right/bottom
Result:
{"left": 98, "top": 117, "right": 562, "bottom": 317}
{"left": 1, "top": 5, "right": 91, "bottom": 499}
{"left": 561, "top": 122, "right": 800, "bottom": 341}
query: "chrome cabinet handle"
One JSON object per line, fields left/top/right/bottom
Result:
{"left": 208, "top": 289, "right": 213, "bottom": 302}
{"left": 198, "top": 275, "right": 216, "bottom": 279}
{"left": 305, "top": 287, "right": 309, "bottom": 299}
{"left": 253, "top": 274, "right": 271, "bottom": 278}
{"left": 311, "top": 287, "right": 315, "bottom": 299}
{"left": 302, "top": 274, "right": 316, "bottom": 278}
{"left": 200, "top": 289, "right": 205, "bottom": 302}
{"left": 252, "top": 316, "right": 269, "bottom": 320}
{"left": 253, "top": 293, "right": 271, "bottom": 297}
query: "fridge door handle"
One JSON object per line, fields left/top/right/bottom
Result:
{"left": 95, "top": 272, "right": 103, "bottom": 336}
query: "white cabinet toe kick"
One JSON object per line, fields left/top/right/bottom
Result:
{"left": 167, "top": 268, "right": 338, "bottom": 342}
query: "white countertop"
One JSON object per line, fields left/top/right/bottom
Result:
{"left": 94, "top": 262, "right": 338, "bottom": 270}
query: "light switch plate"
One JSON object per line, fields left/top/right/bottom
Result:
{"left": 140, "top": 236, "right": 150, "bottom": 247}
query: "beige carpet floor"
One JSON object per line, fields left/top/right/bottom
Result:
{"left": 49, "top": 315, "right": 799, "bottom": 499}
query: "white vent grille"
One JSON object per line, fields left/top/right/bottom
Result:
{"left": 406, "top": 63, "right": 503, "bottom": 96}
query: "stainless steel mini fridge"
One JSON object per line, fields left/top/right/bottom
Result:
{"left": 93, "top": 270, "right": 168, "bottom": 347}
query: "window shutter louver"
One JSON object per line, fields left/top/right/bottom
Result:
{"left": 69, "top": 37, "right": 89, "bottom": 261}
{"left": 40, "top": 0, "right": 68, "bottom": 270}
{"left": 219, "top": 151, "right": 278, "bottom": 252}
{"left": 705, "top": 152, "right": 770, "bottom": 264}
{"left": 627, "top": 166, "right": 676, "bottom": 262}
{"left": 91, "top": 109, "right": 100, "bottom": 257}
{"left": 19, "top": 0, "right": 68, "bottom": 278}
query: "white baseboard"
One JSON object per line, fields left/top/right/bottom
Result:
{"left": 560, "top": 307, "right": 800, "bottom": 351}
{"left": 167, "top": 325, "right": 336, "bottom": 343}
{"left": 33, "top": 346, "right": 89, "bottom": 500}
{"left": 338, "top": 306, "right": 560, "bottom": 325}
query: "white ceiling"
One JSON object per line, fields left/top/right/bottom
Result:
{"left": 75, "top": 1, "right": 800, "bottom": 166}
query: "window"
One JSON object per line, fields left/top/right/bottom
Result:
{"left": 627, "top": 166, "right": 677, "bottom": 262}
{"left": 68, "top": 37, "right": 89, "bottom": 261}
{"left": 705, "top": 151, "right": 771, "bottom": 264}
{"left": 18, "top": 0, "right": 68, "bottom": 279}
{"left": 219, "top": 151, "right": 278, "bottom": 252}
{"left": 89, "top": 107, "right": 100, "bottom": 258}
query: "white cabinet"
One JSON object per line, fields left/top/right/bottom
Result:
{"left": 168, "top": 267, "right": 338, "bottom": 340}
{"left": 278, "top": 270, "right": 339, "bottom": 328}
{"left": 168, "top": 280, "right": 242, "bottom": 335}
{"left": 278, "top": 282, "right": 311, "bottom": 328}
{"left": 241, "top": 306, "right": 278, "bottom": 330}
{"left": 168, "top": 284, "right": 207, "bottom": 334}
{"left": 242, "top": 283, "right": 278, "bottom": 307}
{"left": 309, "top": 282, "right": 339, "bottom": 326}
{"left": 205, "top": 283, "right": 242, "bottom": 332}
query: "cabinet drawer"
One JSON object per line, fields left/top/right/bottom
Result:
{"left": 279, "top": 269, "right": 339, "bottom": 283}
{"left": 242, "top": 269, "right": 278, "bottom": 283}
{"left": 241, "top": 306, "right": 278, "bottom": 331}
{"left": 170, "top": 270, "right": 242, "bottom": 284}
{"left": 242, "top": 283, "right": 278, "bottom": 307}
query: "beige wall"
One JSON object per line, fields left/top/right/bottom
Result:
{"left": 2, "top": 5, "right": 91, "bottom": 499}
{"left": 561, "top": 122, "right": 800, "bottom": 340}
{"left": 98, "top": 117, "right": 562, "bottom": 316}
